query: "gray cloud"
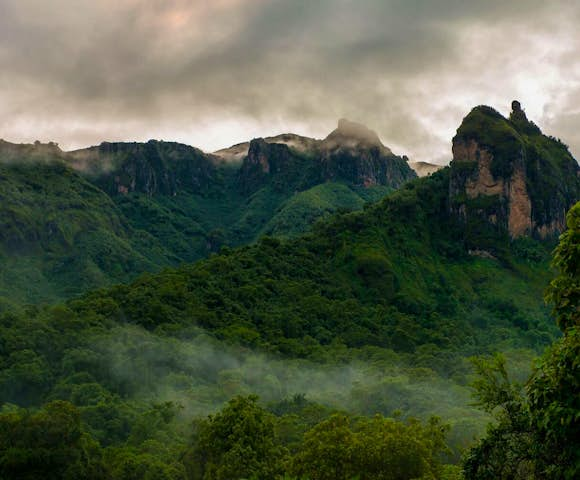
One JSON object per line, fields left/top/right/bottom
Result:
{"left": 0, "top": 0, "right": 578, "bottom": 163}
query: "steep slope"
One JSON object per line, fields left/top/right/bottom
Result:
{"left": 450, "top": 102, "right": 580, "bottom": 245}
{"left": 0, "top": 121, "right": 416, "bottom": 302}
{"left": 0, "top": 141, "right": 176, "bottom": 303}
{"left": 71, "top": 168, "right": 558, "bottom": 361}
{"left": 68, "top": 104, "right": 580, "bottom": 357}
{"left": 69, "top": 140, "right": 218, "bottom": 196}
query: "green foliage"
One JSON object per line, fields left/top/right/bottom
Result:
{"left": 454, "top": 106, "right": 522, "bottom": 179}
{"left": 0, "top": 144, "right": 405, "bottom": 303}
{"left": 291, "top": 413, "right": 449, "bottom": 480}
{"left": 184, "top": 395, "right": 287, "bottom": 480}
{"left": 67, "top": 170, "right": 555, "bottom": 358}
{"left": 545, "top": 203, "right": 580, "bottom": 330}
{"left": 0, "top": 401, "right": 107, "bottom": 480}
{"left": 464, "top": 203, "right": 580, "bottom": 479}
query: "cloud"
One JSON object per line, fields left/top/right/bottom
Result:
{"left": 0, "top": 0, "right": 579, "bottom": 163}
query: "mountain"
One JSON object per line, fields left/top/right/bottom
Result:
{"left": 214, "top": 133, "right": 319, "bottom": 162}
{"left": 0, "top": 121, "right": 416, "bottom": 302}
{"left": 0, "top": 140, "right": 179, "bottom": 303}
{"left": 68, "top": 140, "right": 218, "bottom": 196}
{"left": 409, "top": 161, "right": 443, "bottom": 177}
{"left": 65, "top": 102, "right": 579, "bottom": 357}
{"left": 0, "top": 103, "right": 578, "bottom": 479}
{"left": 450, "top": 102, "right": 579, "bottom": 248}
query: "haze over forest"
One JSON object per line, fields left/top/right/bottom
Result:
{"left": 0, "top": 2, "right": 579, "bottom": 480}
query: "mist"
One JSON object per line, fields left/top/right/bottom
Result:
{"left": 1, "top": 1, "right": 579, "bottom": 163}
{"left": 88, "top": 324, "right": 504, "bottom": 453}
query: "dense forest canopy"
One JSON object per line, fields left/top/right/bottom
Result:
{"left": 0, "top": 104, "right": 578, "bottom": 479}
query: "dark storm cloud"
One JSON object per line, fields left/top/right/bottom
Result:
{"left": 0, "top": 0, "right": 578, "bottom": 163}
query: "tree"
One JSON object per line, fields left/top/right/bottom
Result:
{"left": 184, "top": 395, "right": 287, "bottom": 480}
{"left": 464, "top": 202, "right": 580, "bottom": 479}
{"left": 291, "top": 413, "right": 448, "bottom": 480}
{"left": 0, "top": 401, "right": 106, "bottom": 480}
{"left": 290, "top": 414, "right": 356, "bottom": 480}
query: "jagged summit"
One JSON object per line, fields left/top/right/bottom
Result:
{"left": 322, "top": 119, "right": 392, "bottom": 155}
{"left": 450, "top": 102, "right": 580, "bottom": 240}
{"left": 215, "top": 119, "right": 396, "bottom": 161}
{"left": 235, "top": 120, "right": 415, "bottom": 194}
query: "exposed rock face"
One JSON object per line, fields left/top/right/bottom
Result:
{"left": 450, "top": 103, "right": 580, "bottom": 240}
{"left": 236, "top": 138, "right": 303, "bottom": 195}
{"left": 318, "top": 119, "right": 414, "bottom": 188}
{"left": 236, "top": 120, "right": 416, "bottom": 195}
{"left": 451, "top": 138, "right": 532, "bottom": 237}
{"left": 68, "top": 140, "right": 217, "bottom": 196}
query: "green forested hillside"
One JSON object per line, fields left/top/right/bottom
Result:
{"left": 0, "top": 150, "right": 177, "bottom": 304}
{"left": 0, "top": 105, "right": 578, "bottom": 479}
{"left": 0, "top": 169, "right": 566, "bottom": 479}
{"left": 0, "top": 123, "right": 415, "bottom": 303}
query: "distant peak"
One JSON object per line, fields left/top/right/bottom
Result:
{"left": 324, "top": 118, "right": 391, "bottom": 154}
{"left": 335, "top": 118, "right": 381, "bottom": 144}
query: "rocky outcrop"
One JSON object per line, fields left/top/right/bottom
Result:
{"left": 68, "top": 140, "right": 217, "bottom": 196}
{"left": 213, "top": 134, "right": 320, "bottom": 163}
{"left": 236, "top": 138, "right": 307, "bottom": 195}
{"left": 236, "top": 120, "right": 416, "bottom": 195}
{"left": 450, "top": 103, "right": 580, "bottom": 240}
{"left": 319, "top": 119, "right": 415, "bottom": 188}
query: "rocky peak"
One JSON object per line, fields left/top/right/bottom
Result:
{"left": 450, "top": 102, "right": 580, "bottom": 241}
{"left": 213, "top": 134, "right": 320, "bottom": 163}
{"left": 319, "top": 119, "right": 413, "bottom": 188}
{"left": 510, "top": 100, "right": 527, "bottom": 122}
{"left": 237, "top": 138, "right": 301, "bottom": 195}
{"left": 322, "top": 119, "right": 392, "bottom": 155}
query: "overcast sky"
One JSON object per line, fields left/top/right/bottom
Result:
{"left": 0, "top": 0, "right": 579, "bottom": 164}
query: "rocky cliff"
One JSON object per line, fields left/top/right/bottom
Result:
{"left": 319, "top": 119, "right": 415, "bottom": 188}
{"left": 68, "top": 140, "right": 218, "bottom": 196}
{"left": 236, "top": 119, "right": 416, "bottom": 195}
{"left": 449, "top": 102, "right": 580, "bottom": 240}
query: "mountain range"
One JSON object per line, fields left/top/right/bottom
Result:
{"left": 0, "top": 119, "right": 417, "bottom": 303}
{"left": 0, "top": 102, "right": 579, "bottom": 478}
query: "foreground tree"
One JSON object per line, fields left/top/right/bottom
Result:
{"left": 464, "top": 202, "right": 580, "bottom": 479}
{"left": 183, "top": 395, "right": 287, "bottom": 480}
{"left": 0, "top": 401, "right": 107, "bottom": 480}
{"left": 290, "top": 413, "right": 449, "bottom": 480}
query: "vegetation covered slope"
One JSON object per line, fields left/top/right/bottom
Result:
{"left": 0, "top": 143, "right": 177, "bottom": 304}
{"left": 0, "top": 104, "right": 578, "bottom": 479}
{"left": 0, "top": 175, "right": 574, "bottom": 480}
{"left": 464, "top": 202, "right": 580, "bottom": 479}
{"left": 0, "top": 121, "right": 415, "bottom": 303}
{"left": 70, "top": 169, "right": 558, "bottom": 359}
